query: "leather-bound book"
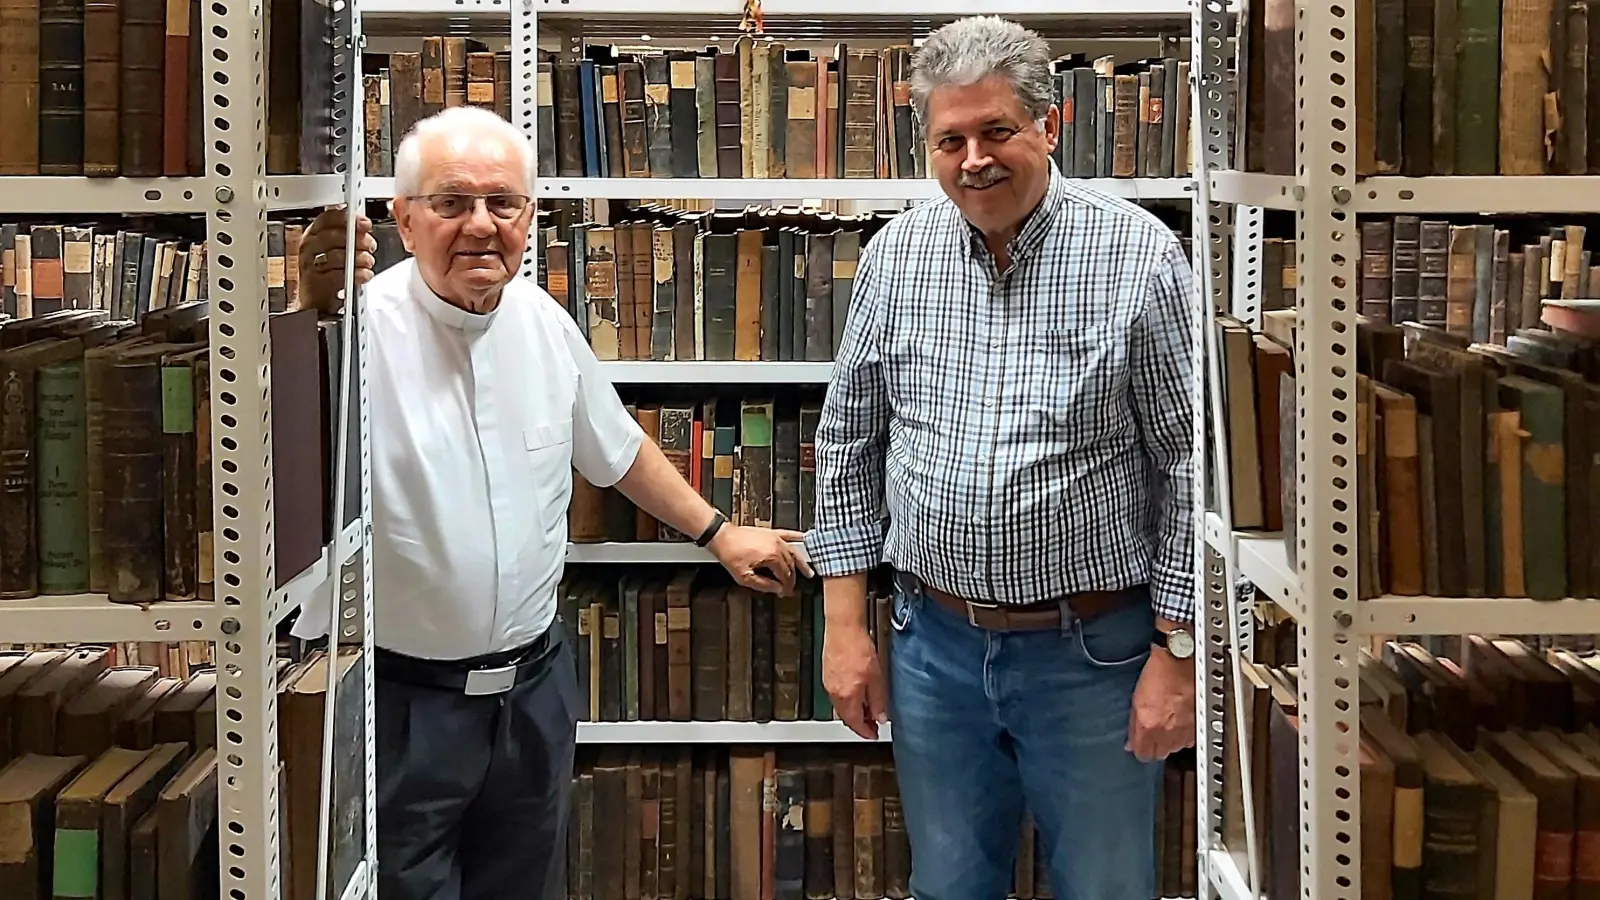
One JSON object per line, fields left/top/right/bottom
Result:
{"left": 750, "top": 591, "right": 774, "bottom": 723}
{"left": 155, "top": 747, "right": 217, "bottom": 900}
{"left": 57, "top": 666, "right": 158, "bottom": 757}
{"left": 711, "top": 51, "right": 741, "bottom": 178}
{"left": 716, "top": 759, "right": 732, "bottom": 898}
{"left": 773, "top": 757, "right": 805, "bottom": 900}
{"left": 100, "top": 342, "right": 188, "bottom": 604}
{"left": 640, "top": 55, "right": 672, "bottom": 178}
{"left": 150, "top": 670, "right": 214, "bottom": 747}
{"left": 831, "top": 755, "right": 855, "bottom": 900}
{"left": 665, "top": 570, "right": 694, "bottom": 722}
{"left": 159, "top": 0, "right": 188, "bottom": 175}
{"left": 1485, "top": 729, "right": 1575, "bottom": 900}
{"left": 12, "top": 647, "right": 112, "bottom": 757}
{"left": 772, "top": 404, "right": 799, "bottom": 531}
{"left": 615, "top": 60, "right": 648, "bottom": 178}
{"left": 1499, "top": 375, "right": 1567, "bottom": 599}
{"left": 1470, "top": 743, "right": 1539, "bottom": 900}
{"left": 0, "top": 339, "right": 79, "bottom": 598}
{"left": 1526, "top": 729, "right": 1600, "bottom": 899}
{"left": 591, "top": 751, "right": 626, "bottom": 900}
{"left": 728, "top": 747, "right": 762, "bottom": 900}
{"left": 1498, "top": 0, "right": 1551, "bottom": 173}
{"left": 0, "top": 754, "right": 90, "bottom": 899}
{"left": 126, "top": 807, "right": 156, "bottom": 900}
{"left": 114, "top": 677, "right": 181, "bottom": 750}
{"left": 804, "top": 763, "right": 834, "bottom": 900}
{"left": 37, "top": 0, "right": 84, "bottom": 174}
{"left": 1498, "top": 640, "right": 1579, "bottom": 731}
{"left": 739, "top": 400, "right": 774, "bottom": 528}
{"left": 639, "top": 749, "right": 660, "bottom": 897}
{"left": 1361, "top": 707, "right": 1424, "bottom": 900}
{"left": 656, "top": 406, "right": 694, "bottom": 539}
{"left": 102, "top": 742, "right": 188, "bottom": 900}
{"left": 703, "top": 232, "right": 738, "bottom": 361}
{"left": 803, "top": 232, "right": 834, "bottom": 362}
{"left": 1413, "top": 732, "right": 1485, "bottom": 900}
{"left": 0, "top": 0, "right": 40, "bottom": 174}
{"left": 724, "top": 587, "right": 753, "bottom": 722}
{"left": 51, "top": 746, "right": 151, "bottom": 900}
{"left": 695, "top": 51, "right": 717, "bottom": 179}
{"left": 0, "top": 652, "right": 68, "bottom": 765}
{"left": 691, "top": 584, "right": 728, "bottom": 721}
{"left": 160, "top": 346, "right": 203, "bottom": 602}
{"left": 269, "top": 310, "right": 325, "bottom": 588}
{"left": 852, "top": 760, "right": 884, "bottom": 900}
{"left": 772, "top": 593, "right": 802, "bottom": 722}
{"left": 882, "top": 765, "right": 909, "bottom": 899}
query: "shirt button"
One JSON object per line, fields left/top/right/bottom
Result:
{"left": 983, "top": 398, "right": 996, "bottom": 408}
{"left": 990, "top": 339, "right": 1002, "bottom": 349}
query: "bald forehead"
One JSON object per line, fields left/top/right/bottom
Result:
{"left": 414, "top": 127, "right": 529, "bottom": 195}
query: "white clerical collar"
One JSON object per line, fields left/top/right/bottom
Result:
{"left": 408, "top": 260, "right": 501, "bottom": 333}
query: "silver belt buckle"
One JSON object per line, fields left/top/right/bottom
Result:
{"left": 463, "top": 664, "right": 518, "bottom": 696}
{"left": 964, "top": 599, "right": 999, "bottom": 628}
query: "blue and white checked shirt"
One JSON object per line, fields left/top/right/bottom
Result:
{"left": 803, "top": 165, "right": 1198, "bottom": 623}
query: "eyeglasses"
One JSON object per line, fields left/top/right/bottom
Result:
{"left": 406, "top": 192, "right": 531, "bottom": 220}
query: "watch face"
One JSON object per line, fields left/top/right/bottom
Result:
{"left": 1167, "top": 629, "right": 1196, "bottom": 658}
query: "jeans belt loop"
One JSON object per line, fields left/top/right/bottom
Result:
{"left": 463, "top": 664, "right": 519, "bottom": 696}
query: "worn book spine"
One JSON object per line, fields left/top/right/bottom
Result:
{"left": 39, "top": 358, "right": 89, "bottom": 595}
{"left": 668, "top": 51, "right": 699, "bottom": 178}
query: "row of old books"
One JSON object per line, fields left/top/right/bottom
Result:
{"left": 0, "top": 644, "right": 364, "bottom": 900}
{"left": 0, "top": 218, "right": 309, "bottom": 322}
{"left": 1227, "top": 634, "right": 1600, "bottom": 900}
{"left": 360, "top": 42, "right": 514, "bottom": 179}
{"left": 1358, "top": 218, "right": 1600, "bottom": 341}
{"left": 0, "top": 301, "right": 355, "bottom": 602}
{"left": 570, "top": 392, "right": 824, "bottom": 544}
{"left": 1238, "top": 0, "right": 1600, "bottom": 176}
{"left": 1213, "top": 259, "right": 1600, "bottom": 600}
{"left": 567, "top": 744, "right": 1199, "bottom": 900}
{"left": 537, "top": 204, "right": 893, "bottom": 364}
{"left": 0, "top": 0, "right": 334, "bottom": 177}
{"left": 558, "top": 569, "right": 837, "bottom": 724}
{"left": 539, "top": 42, "right": 1194, "bottom": 184}
{"left": 0, "top": 640, "right": 214, "bottom": 681}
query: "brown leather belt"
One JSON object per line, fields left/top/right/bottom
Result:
{"left": 915, "top": 579, "right": 1142, "bottom": 632}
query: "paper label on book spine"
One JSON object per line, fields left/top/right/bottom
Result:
{"left": 1391, "top": 786, "right": 1422, "bottom": 866}
{"left": 670, "top": 61, "right": 696, "bottom": 90}
{"left": 654, "top": 611, "right": 668, "bottom": 644}
{"left": 833, "top": 258, "right": 857, "bottom": 280}
{"left": 161, "top": 367, "right": 195, "bottom": 434}
{"left": 645, "top": 84, "right": 670, "bottom": 105}
{"left": 603, "top": 615, "right": 620, "bottom": 640}
{"left": 1148, "top": 97, "right": 1163, "bottom": 122}
{"left": 64, "top": 240, "right": 92, "bottom": 274}
{"left": 788, "top": 87, "right": 815, "bottom": 120}
{"left": 468, "top": 82, "right": 494, "bottom": 104}
{"left": 667, "top": 606, "right": 690, "bottom": 630}
{"left": 578, "top": 606, "right": 593, "bottom": 635}
{"left": 537, "top": 70, "right": 553, "bottom": 104}
{"left": 52, "top": 828, "right": 99, "bottom": 899}
{"left": 602, "top": 74, "right": 619, "bottom": 104}
{"left": 267, "top": 256, "right": 286, "bottom": 288}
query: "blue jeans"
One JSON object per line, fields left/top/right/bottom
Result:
{"left": 887, "top": 573, "right": 1162, "bottom": 900}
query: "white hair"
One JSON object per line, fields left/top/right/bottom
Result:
{"left": 911, "top": 16, "right": 1055, "bottom": 131}
{"left": 391, "top": 106, "right": 536, "bottom": 197}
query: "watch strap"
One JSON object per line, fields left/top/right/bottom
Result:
{"left": 694, "top": 511, "right": 728, "bottom": 548}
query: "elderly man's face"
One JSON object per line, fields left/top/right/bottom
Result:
{"left": 924, "top": 75, "right": 1057, "bottom": 242}
{"left": 394, "top": 130, "right": 532, "bottom": 311}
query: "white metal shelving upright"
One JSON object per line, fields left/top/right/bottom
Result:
{"left": 0, "top": 0, "right": 377, "bottom": 892}
{"left": 1193, "top": 0, "right": 1600, "bottom": 898}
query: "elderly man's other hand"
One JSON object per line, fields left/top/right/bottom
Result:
{"left": 708, "top": 526, "right": 815, "bottom": 595}
{"left": 296, "top": 207, "right": 378, "bottom": 314}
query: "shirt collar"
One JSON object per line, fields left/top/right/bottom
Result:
{"left": 409, "top": 260, "right": 501, "bottom": 333}
{"left": 962, "top": 159, "right": 1068, "bottom": 262}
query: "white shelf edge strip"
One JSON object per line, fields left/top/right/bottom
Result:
{"left": 578, "top": 720, "right": 891, "bottom": 742}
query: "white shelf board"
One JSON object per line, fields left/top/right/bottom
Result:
{"left": 0, "top": 524, "right": 360, "bottom": 645}
{"left": 536, "top": 0, "right": 1197, "bottom": 16}
{"left": 566, "top": 541, "right": 804, "bottom": 564}
{"left": 338, "top": 859, "right": 372, "bottom": 900}
{"left": 1235, "top": 531, "right": 1300, "bottom": 620}
{"left": 362, "top": 0, "right": 509, "bottom": 12}
{"left": 578, "top": 720, "right": 890, "bottom": 743}
{"left": 265, "top": 174, "right": 350, "bottom": 211}
{"left": 1209, "top": 171, "right": 1297, "bottom": 210}
{"left": 1207, "top": 849, "right": 1257, "bottom": 900}
{"left": 601, "top": 361, "right": 833, "bottom": 383}
{"left": 1349, "top": 176, "right": 1600, "bottom": 214}
{"left": 534, "top": 176, "right": 1193, "bottom": 202}
{"left": 0, "top": 177, "right": 210, "bottom": 214}
{"left": 1360, "top": 595, "right": 1600, "bottom": 636}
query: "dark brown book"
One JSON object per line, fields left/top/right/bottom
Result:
{"left": 57, "top": 666, "right": 159, "bottom": 758}
{"left": 691, "top": 585, "right": 728, "bottom": 721}
{"left": 114, "top": 677, "right": 180, "bottom": 750}
{"left": 0, "top": 652, "right": 68, "bottom": 766}
{"left": 269, "top": 309, "right": 326, "bottom": 588}
{"left": 852, "top": 761, "right": 883, "bottom": 900}
{"left": 12, "top": 647, "right": 112, "bottom": 757}
{"left": 156, "top": 746, "right": 217, "bottom": 900}
{"left": 82, "top": 0, "right": 119, "bottom": 175}
{"left": 102, "top": 342, "right": 190, "bottom": 604}
{"left": 775, "top": 757, "right": 805, "bottom": 900}
{"left": 102, "top": 742, "right": 189, "bottom": 900}
{"left": 37, "top": 0, "right": 84, "bottom": 174}
{"left": 159, "top": 0, "right": 188, "bottom": 175}
{"left": 773, "top": 593, "right": 802, "bottom": 722}
{"left": 666, "top": 570, "right": 694, "bottom": 722}
{"left": 150, "top": 670, "right": 214, "bottom": 748}
{"left": 0, "top": 754, "right": 89, "bottom": 900}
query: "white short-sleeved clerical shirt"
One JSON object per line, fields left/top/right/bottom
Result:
{"left": 292, "top": 258, "right": 644, "bottom": 660}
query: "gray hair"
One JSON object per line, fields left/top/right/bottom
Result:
{"left": 910, "top": 16, "right": 1055, "bottom": 132}
{"left": 392, "top": 106, "right": 536, "bottom": 197}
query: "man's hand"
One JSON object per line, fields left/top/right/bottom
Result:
{"left": 822, "top": 622, "right": 888, "bottom": 740}
{"left": 707, "top": 526, "right": 814, "bottom": 595}
{"left": 1126, "top": 643, "right": 1196, "bottom": 762}
{"left": 296, "top": 207, "right": 378, "bottom": 314}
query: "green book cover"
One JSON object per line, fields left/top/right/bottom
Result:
{"left": 37, "top": 360, "right": 88, "bottom": 594}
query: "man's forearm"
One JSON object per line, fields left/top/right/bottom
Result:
{"left": 822, "top": 573, "right": 872, "bottom": 631}
{"left": 614, "top": 438, "right": 717, "bottom": 540}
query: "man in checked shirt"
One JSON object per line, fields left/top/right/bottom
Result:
{"left": 805, "top": 16, "right": 1198, "bottom": 900}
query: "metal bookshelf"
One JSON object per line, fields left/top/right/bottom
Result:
{"left": 0, "top": 0, "right": 376, "bottom": 897}
{"left": 1191, "top": 0, "right": 1600, "bottom": 899}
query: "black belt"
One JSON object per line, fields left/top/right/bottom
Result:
{"left": 376, "top": 625, "right": 559, "bottom": 696}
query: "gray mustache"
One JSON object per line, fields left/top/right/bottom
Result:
{"left": 959, "top": 165, "right": 1012, "bottom": 188}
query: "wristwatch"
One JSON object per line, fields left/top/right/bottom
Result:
{"left": 694, "top": 511, "right": 728, "bottom": 548}
{"left": 1153, "top": 626, "right": 1196, "bottom": 660}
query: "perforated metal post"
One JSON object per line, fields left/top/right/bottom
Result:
{"left": 200, "top": 0, "right": 286, "bottom": 890}
{"left": 1295, "top": 0, "right": 1363, "bottom": 897}
{"left": 516, "top": 0, "right": 542, "bottom": 281}
{"left": 1231, "top": 205, "right": 1265, "bottom": 327}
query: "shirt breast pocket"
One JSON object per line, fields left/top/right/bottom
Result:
{"left": 524, "top": 418, "right": 576, "bottom": 524}
{"left": 1021, "top": 327, "right": 1118, "bottom": 438}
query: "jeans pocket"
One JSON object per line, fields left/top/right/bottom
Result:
{"left": 890, "top": 585, "right": 919, "bottom": 632}
{"left": 1074, "top": 602, "right": 1154, "bottom": 669}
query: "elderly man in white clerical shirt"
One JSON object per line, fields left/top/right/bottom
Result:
{"left": 290, "top": 105, "right": 811, "bottom": 900}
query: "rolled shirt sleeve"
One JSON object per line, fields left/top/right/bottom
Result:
{"left": 803, "top": 238, "right": 891, "bottom": 577}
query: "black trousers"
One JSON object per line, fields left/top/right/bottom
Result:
{"left": 374, "top": 623, "right": 580, "bottom": 900}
